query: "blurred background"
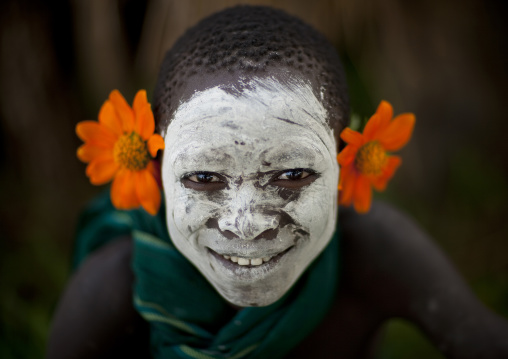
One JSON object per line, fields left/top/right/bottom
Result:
{"left": 0, "top": 0, "right": 506, "bottom": 357}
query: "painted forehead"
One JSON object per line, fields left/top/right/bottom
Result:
{"left": 152, "top": 6, "right": 350, "bottom": 137}
{"left": 163, "top": 76, "right": 336, "bottom": 159}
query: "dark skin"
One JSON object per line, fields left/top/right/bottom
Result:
{"left": 48, "top": 6, "right": 507, "bottom": 355}
{"left": 46, "top": 201, "right": 508, "bottom": 359}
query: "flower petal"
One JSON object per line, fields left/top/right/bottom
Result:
{"left": 135, "top": 169, "right": 161, "bottom": 215}
{"left": 337, "top": 144, "right": 358, "bottom": 166}
{"left": 371, "top": 156, "right": 402, "bottom": 191}
{"left": 378, "top": 113, "right": 415, "bottom": 151}
{"left": 99, "top": 100, "right": 123, "bottom": 136}
{"left": 111, "top": 169, "right": 139, "bottom": 210}
{"left": 363, "top": 113, "right": 389, "bottom": 142}
{"left": 353, "top": 175, "right": 372, "bottom": 213}
{"left": 133, "top": 90, "right": 148, "bottom": 113}
{"left": 85, "top": 155, "right": 119, "bottom": 185}
{"left": 340, "top": 128, "right": 364, "bottom": 147}
{"left": 147, "top": 134, "right": 165, "bottom": 157}
{"left": 76, "top": 121, "right": 117, "bottom": 145}
{"left": 338, "top": 165, "right": 356, "bottom": 207}
{"left": 77, "top": 143, "right": 111, "bottom": 163}
{"left": 376, "top": 100, "right": 393, "bottom": 125}
{"left": 109, "top": 90, "right": 135, "bottom": 133}
{"left": 135, "top": 103, "right": 155, "bottom": 140}
{"left": 133, "top": 90, "right": 155, "bottom": 140}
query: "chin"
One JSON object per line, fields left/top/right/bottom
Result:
{"left": 201, "top": 244, "right": 308, "bottom": 307}
{"left": 208, "top": 271, "right": 296, "bottom": 307}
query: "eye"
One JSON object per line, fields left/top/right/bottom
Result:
{"left": 187, "top": 173, "right": 221, "bottom": 183}
{"left": 182, "top": 172, "right": 227, "bottom": 191}
{"left": 271, "top": 168, "right": 318, "bottom": 189}
{"left": 277, "top": 169, "right": 309, "bottom": 181}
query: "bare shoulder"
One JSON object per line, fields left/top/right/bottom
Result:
{"left": 339, "top": 201, "right": 508, "bottom": 358}
{"left": 338, "top": 200, "right": 453, "bottom": 315}
{"left": 291, "top": 203, "right": 430, "bottom": 358}
{"left": 47, "top": 238, "right": 149, "bottom": 359}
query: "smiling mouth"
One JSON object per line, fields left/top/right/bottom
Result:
{"left": 208, "top": 246, "right": 294, "bottom": 268}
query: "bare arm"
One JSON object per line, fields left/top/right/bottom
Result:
{"left": 340, "top": 201, "right": 508, "bottom": 358}
{"left": 47, "top": 204, "right": 508, "bottom": 358}
{"left": 46, "top": 238, "right": 149, "bottom": 359}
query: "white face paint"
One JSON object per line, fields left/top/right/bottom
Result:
{"left": 162, "top": 76, "right": 339, "bottom": 307}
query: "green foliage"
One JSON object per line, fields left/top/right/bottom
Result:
{"left": 0, "top": 234, "right": 68, "bottom": 358}
{"left": 379, "top": 320, "right": 445, "bottom": 359}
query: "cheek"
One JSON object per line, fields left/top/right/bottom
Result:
{"left": 163, "top": 171, "right": 214, "bottom": 235}
{"left": 171, "top": 186, "right": 225, "bottom": 234}
{"left": 282, "top": 176, "right": 336, "bottom": 238}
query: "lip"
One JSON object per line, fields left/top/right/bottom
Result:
{"left": 207, "top": 246, "right": 295, "bottom": 274}
{"left": 200, "top": 235, "right": 294, "bottom": 258}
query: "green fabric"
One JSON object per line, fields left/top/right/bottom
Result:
{"left": 74, "top": 191, "right": 340, "bottom": 359}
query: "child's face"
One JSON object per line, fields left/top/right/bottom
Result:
{"left": 161, "top": 75, "right": 339, "bottom": 306}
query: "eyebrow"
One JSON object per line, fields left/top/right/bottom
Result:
{"left": 171, "top": 146, "right": 236, "bottom": 173}
{"left": 261, "top": 142, "right": 323, "bottom": 168}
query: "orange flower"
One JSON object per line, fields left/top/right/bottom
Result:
{"left": 76, "top": 90, "right": 165, "bottom": 215}
{"left": 337, "top": 101, "right": 415, "bottom": 213}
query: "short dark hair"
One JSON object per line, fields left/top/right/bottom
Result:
{"left": 153, "top": 5, "right": 349, "bottom": 140}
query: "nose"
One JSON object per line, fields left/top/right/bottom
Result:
{"left": 218, "top": 210, "right": 279, "bottom": 240}
{"left": 217, "top": 185, "right": 279, "bottom": 240}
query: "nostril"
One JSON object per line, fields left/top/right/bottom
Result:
{"left": 206, "top": 217, "right": 239, "bottom": 239}
{"left": 221, "top": 230, "right": 239, "bottom": 240}
{"left": 205, "top": 217, "right": 220, "bottom": 230}
{"left": 254, "top": 228, "right": 279, "bottom": 240}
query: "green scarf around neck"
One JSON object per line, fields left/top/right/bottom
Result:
{"left": 74, "top": 191, "right": 340, "bottom": 358}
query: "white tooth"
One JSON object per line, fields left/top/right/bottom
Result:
{"left": 231, "top": 256, "right": 238, "bottom": 263}
{"left": 223, "top": 255, "right": 230, "bottom": 260}
{"left": 262, "top": 257, "right": 271, "bottom": 262}
{"left": 251, "top": 258, "right": 263, "bottom": 266}
{"left": 238, "top": 258, "right": 250, "bottom": 265}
